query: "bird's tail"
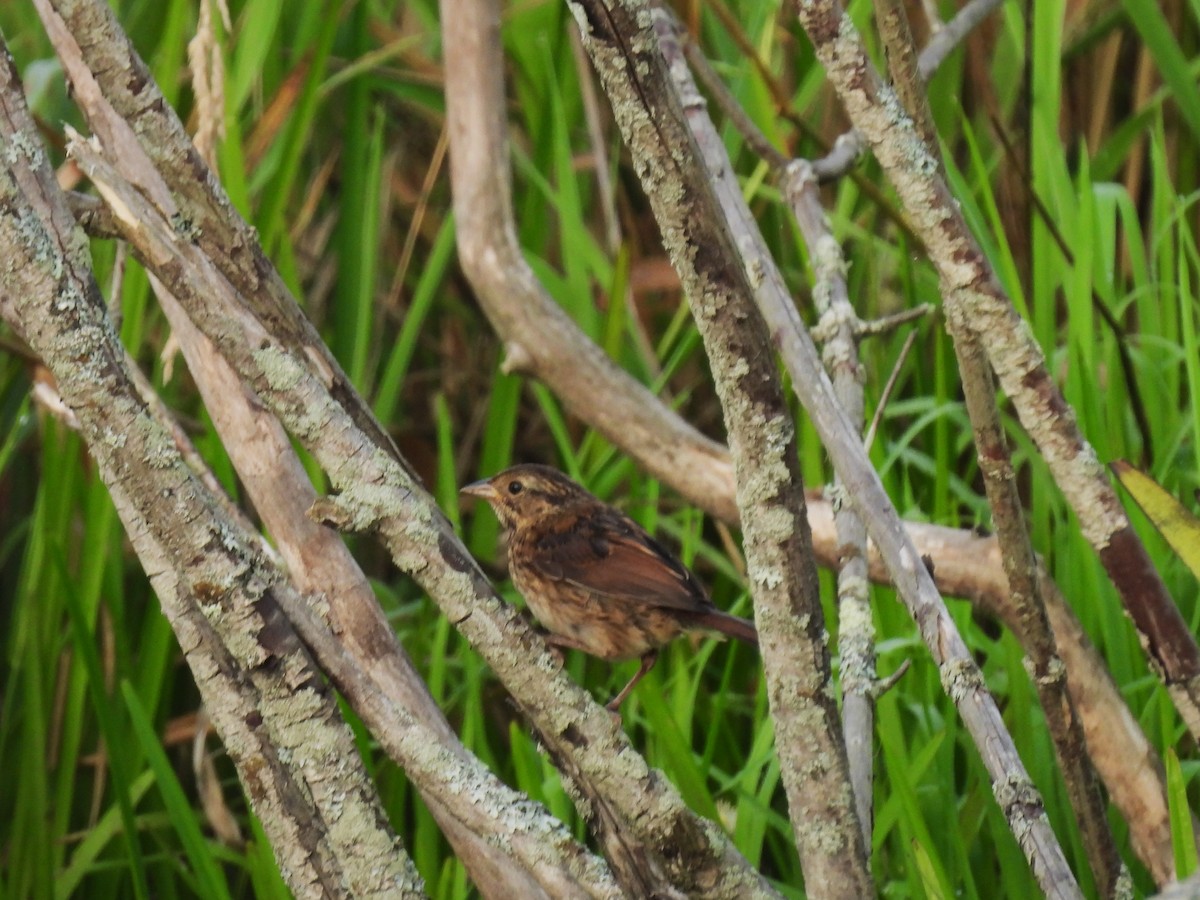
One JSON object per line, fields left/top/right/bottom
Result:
{"left": 687, "top": 610, "right": 758, "bottom": 647}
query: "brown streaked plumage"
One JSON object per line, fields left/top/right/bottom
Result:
{"left": 461, "top": 464, "right": 757, "bottom": 711}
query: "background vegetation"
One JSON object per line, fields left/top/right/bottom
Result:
{"left": 1, "top": 0, "right": 1198, "bottom": 896}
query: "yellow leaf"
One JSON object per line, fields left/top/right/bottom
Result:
{"left": 1112, "top": 460, "right": 1200, "bottom": 579}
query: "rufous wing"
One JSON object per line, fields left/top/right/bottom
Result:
{"left": 528, "top": 509, "right": 711, "bottom": 613}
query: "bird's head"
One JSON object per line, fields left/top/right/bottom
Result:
{"left": 460, "top": 464, "right": 591, "bottom": 530}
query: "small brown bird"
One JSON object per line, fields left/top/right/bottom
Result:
{"left": 461, "top": 464, "right": 757, "bottom": 711}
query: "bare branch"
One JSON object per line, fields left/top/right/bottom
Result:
{"left": 38, "top": 0, "right": 412, "bottom": 480}
{"left": 439, "top": 0, "right": 737, "bottom": 524}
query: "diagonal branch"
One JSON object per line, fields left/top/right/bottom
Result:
{"left": 869, "top": 4, "right": 1125, "bottom": 892}
{"left": 0, "top": 47, "right": 424, "bottom": 899}
{"left": 68, "top": 126, "right": 733, "bottom": 899}
{"left": 143, "top": 268, "right": 584, "bottom": 899}
{"left": 658, "top": 5, "right": 882, "bottom": 860}
{"left": 32, "top": 8, "right": 617, "bottom": 896}
{"left": 956, "top": 329, "right": 1127, "bottom": 895}
{"left": 439, "top": 0, "right": 737, "bottom": 523}
{"left": 787, "top": 161, "right": 877, "bottom": 850}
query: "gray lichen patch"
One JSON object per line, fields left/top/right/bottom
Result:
{"left": 3, "top": 202, "right": 65, "bottom": 280}
{"left": 253, "top": 343, "right": 307, "bottom": 394}
{"left": 939, "top": 656, "right": 984, "bottom": 703}
{"left": 99, "top": 424, "right": 128, "bottom": 451}
{"left": 1, "top": 130, "right": 42, "bottom": 166}
{"left": 765, "top": 651, "right": 834, "bottom": 706}
{"left": 131, "top": 414, "right": 181, "bottom": 469}
{"left": 795, "top": 811, "right": 853, "bottom": 856}
{"left": 992, "top": 772, "right": 1044, "bottom": 814}
{"left": 316, "top": 480, "right": 410, "bottom": 536}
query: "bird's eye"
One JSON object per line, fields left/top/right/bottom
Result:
{"left": 507, "top": 481, "right": 523, "bottom": 495}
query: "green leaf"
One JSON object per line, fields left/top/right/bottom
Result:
{"left": 1166, "top": 748, "right": 1199, "bottom": 877}
{"left": 1119, "top": 0, "right": 1200, "bottom": 144}
{"left": 122, "top": 684, "right": 233, "bottom": 900}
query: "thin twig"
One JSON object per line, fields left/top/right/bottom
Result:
{"left": 863, "top": 327, "right": 917, "bottom": 452}
{"left": 679, "top": 24, "right": 913, "bottom": 242}
{"left": 385, "top": 121, "right": 448, "bottom": 314}
{"left": 785, "top": 154, "right": 876, "bottom": 849}
{"left": 812, "top": 0, "right": 1006, "bottom": 180}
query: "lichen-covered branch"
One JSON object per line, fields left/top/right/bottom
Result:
{"left": 955, "top": 331, "right": 1127, "bottom": 895}
{"left": 865, "top": 3, "right": 1122, "bottom": 888}
{"left": 872, "top": 0, "right": 939, "bottom": 157}
{"left": 656, "top": 6, "right": 879, "bottom": 856}
{"left": 786, "top": 159, "right": 876, "bottom": 849}
{"left": 38, "top": 0, "right": 411, "bottom": 479}
{"left": 811, "top": 0, "right": 1006, "bottom": 180}
{"left": 67, "top": 127, "right": 733, "bottom": 896}
{"left": 0, "top": 47, "right": 423, "bottom": 899}
{"left": 144, "top": 272, "right": 581, "bottom": 899}
{"left": 790, "top": 0, "right": 1200, "bottom": 741}
{"left": 806, "top": 502, "right": 1182, "bottom": 885}
{"left": 34, "top": 4, "right": 775, "bottom": 894}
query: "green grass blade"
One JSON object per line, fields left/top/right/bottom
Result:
{"left": 60, "top": 570, "right": 151, "bottom": 900}
{"left": 1167, "top": 748, "right": 1199, "bottom": 878}
{"left": 56, "top": 771, "right": 156, "bottom": 900}
{"left": 121, "top": 684, "right": 233, "bottom": 900}
{"left": 373, "top": 216, "right": 457, "bottom": 426}
{"left": 1119, "top": 0, "right": 1200, "bottom": 144}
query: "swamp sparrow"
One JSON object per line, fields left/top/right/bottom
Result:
{"left": 462, "top": 464, "right": 757, "bottom": 710}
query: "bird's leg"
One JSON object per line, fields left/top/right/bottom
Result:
{"left": 605, "top": 650, "right": 659, "bottom": 712}
{"left": 538, "top": 631, "right": 590, "bottom": 669}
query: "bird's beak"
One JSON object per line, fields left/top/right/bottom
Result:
{"left": 460, "top": 479, "right": 499, "bottom": 502}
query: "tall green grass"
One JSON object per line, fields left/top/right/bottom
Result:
{"left": 1, "top": 0, "right": 1198, "bottom": 896}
